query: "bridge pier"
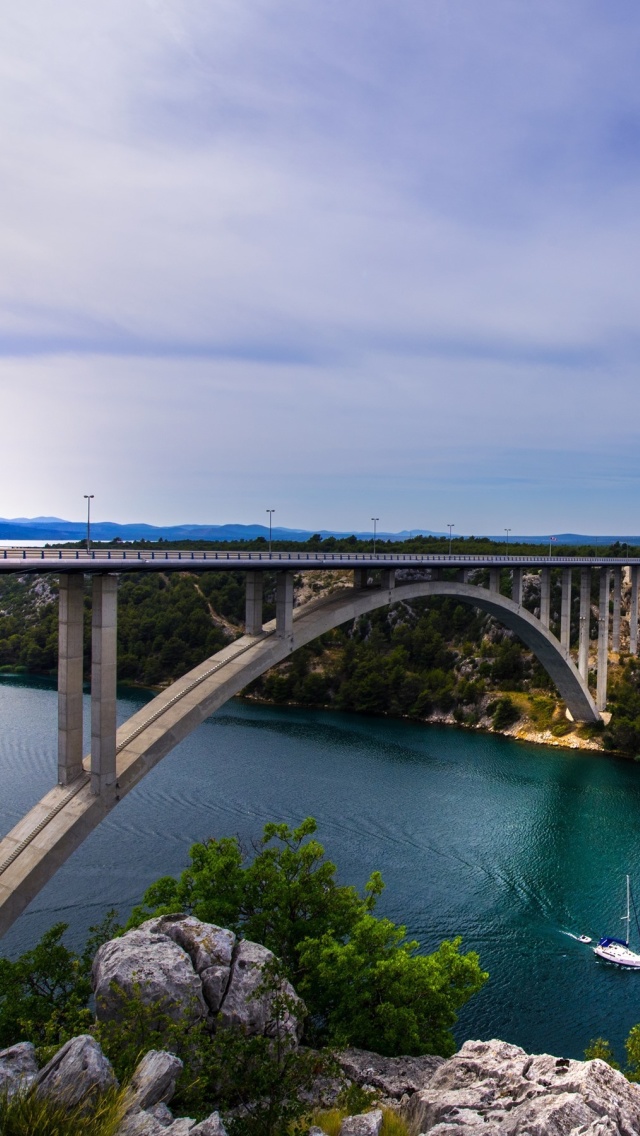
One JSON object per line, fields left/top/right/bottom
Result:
{"left": 57, "top": 574, "right": 85, "bottom": 785}
{"left": 560, "top": 569, "right": 571, "bottom": 652}
{"left": 578, "top": 568, "right": 591, "bottom": 680}
{"left": 489, "top": 568, "right": 500, "bottom": 593}
{"left": 353, "top": 568, "right": 368, "bottom": 589}
{"left": 379, "top": 568, "right": 395, "bottom": 590}
{"left": 612, "top": 567, "right": 622, "bottom": 654}
{"left": 596, "top": 568, "right": 611, "bottom": 712}
{"left": 540, "top": 567, "right": 551, "bottom": 628}
{"left": 245, "top": 571, "right": 264, "bottom": 635}
{"left": 91, "top": 575, "right": 118, "bottom": 796}
{"left": 630, "top": 567, "right": 639, "bottom": 656}
{"left": 276, "top": 571, "right": 294, "bottom": 639}
{"left": 511, "top": 568, "right": 522, "bottom": 606}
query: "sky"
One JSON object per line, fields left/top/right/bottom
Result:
{"left": 2, "top": 1, "right": 640, "bottom": 535}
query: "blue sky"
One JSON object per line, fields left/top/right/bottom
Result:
{"left": 2, "top": 1, "right": 640, "bottom": 534}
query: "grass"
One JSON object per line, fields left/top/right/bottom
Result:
{"left": 310, "top": 1106, "right": 410, "bottom": 1136}
{"left": 0, "top": 1085, "right": 128, "bottom": 1136}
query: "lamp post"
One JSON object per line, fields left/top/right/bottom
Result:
{"left": 371, "top": 517, "right": 379, "bottom": 556}
{"left": 505, "top": 528, "right": 511, "bottom": 553}
{"left": 84, "top": 494, "right": 94, "bottom": 553}
{"left": 266, "top": 509, "right": 275, "bottom": 553}
{"left": 447, "top": 523, "right": 455, "bottom": 556}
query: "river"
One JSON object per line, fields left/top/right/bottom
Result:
{"left": 2, "top": 674, "right": 640, "bottom": 1060}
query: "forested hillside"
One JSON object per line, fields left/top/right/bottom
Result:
{"left": 1, "top": 536, "right": 640, "bottom": 755}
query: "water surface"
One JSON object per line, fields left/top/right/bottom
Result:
{"left": 2, "top": 675, "right": 640, "bottom": 1060}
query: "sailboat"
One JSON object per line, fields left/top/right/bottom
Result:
{"left": 593, "top": 876, "right": 640, "bottom": 968}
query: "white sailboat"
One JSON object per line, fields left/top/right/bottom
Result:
{"left": 593, "top": 875, "right": 640, "bottom": 968}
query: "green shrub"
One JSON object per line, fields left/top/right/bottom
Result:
{"left": 491, "top": 697, "right": 519, "bottom": 731}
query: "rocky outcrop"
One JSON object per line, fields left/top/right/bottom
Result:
{"left": 126, "top": 1049, "right": 183, "bottom": 1112}
{"left": 402, "top": 1038, "right": 640, "bottom": 1135}
{"left": 0, "top": 1041, "right": 38, "bottom": 1098}
{"left": 93, "top": 928, "right": 209, "bottom": 1025}
{"left": 340, "top": 1109, "right": 383, "bottom": 1136}
{"left": 35, "top": 1034, "right": 117, "bottom": 1106}
{"left": 219, "top": 939, "right": 303, "bottom": 1041}
{"left": 338, "top": 1048, "right": 444, "bottom": 1099}
{"left": 93, "top": 917, "right": 303, "bottom": 1041}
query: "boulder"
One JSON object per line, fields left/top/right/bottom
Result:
{"left": 92, "top": 929, "right": 208, "bottom": 1024}
{"left": 403, "top": 1039, "right": 640, "bottom": 1136}
{"left": 0, "top": 1041, "right": 38, "bottom": 1098}
{"left": 127, "top": 1050, "right": 183, "bottom": 1111}
{"left": 119, "top": 1115, "right": 196, "bottom": 1136}
{"left": 190, "top": 1113, "right": 228, "bottom": 1136}
{"left": 141, "top": 916, "right": 235, "bottom": 973}
{"left": 340, "top": 1110, "right": 383, "bottom": 1136}
{"left": 35, "top": 1035, "right": 117, "bottom": 1106}
{"left": 338, "top": 1048, "right": 444, "bottom": 1099}
{"left": 219, "top": 939, "right": 303, "bottom": 1041}
{"left": 147, "top": 1102, "right": 175, "bottom": 1127}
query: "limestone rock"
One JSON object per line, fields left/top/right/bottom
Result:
{"left": 93, "top": 928, "right": 208, "bottom": 1024}
{"left": 141, "top": 916, "right": 235, "bottom": 973}
{"left": 0, "top": 1041, "right": 38, "bottom": 1098}
{"left": 340, "top": 1109, "right": 383, "bottom": 1136}
{"left": 338, "top": 1048, "right": 444, "bottom": 1099}
{"left": 190, "top": 1112, "right": 228, "bottom": 1136}
{"left": 119, "top": 1112, "right": 195, "bottom": 1136}
{"left": 219, "top": 939, "right": 303, "bottom": 1040}
{"left": 201, "top": 965, "right": 232, "bottom": 1013}
{"left": 128, "top": 1050, "right": 183, "bottom": 1111}
{"left": 403, "top": 1038, "right": 640, "bottom": 1136}
{"left": 147, "top": 1102, "right": 175, "bottom": 1126}
{"left": 35, "top": 1035, "right": 117, "bottom": 1107}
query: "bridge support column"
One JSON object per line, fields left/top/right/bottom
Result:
{"left": 245, "top": 572, "right": 264, "bottom": 635}
{"left": 578, "top": 568, "right": 591, "bottom": 680}
{"left": 596, "top": 568, "right": 611, "bottom": 713}
{"left": 379, "top": 569, "right": 395, "bottom": 590}
{"left": 540, "top": 567, "right": 551, "bottom": 628}
{"left": 612, "top": 567, "right": 622, "bottom": 653}
{"left": 560, "top": 569, "right": 572, "bottom": 652}
{"left": 430, "top": 567, "right": 443, "bottom": 581}
{"left": 511, "top": 568, "right": 522, "bottom": 606}
{"left": 630, "top": 567, "right": 639, "bottom": 656}
{"left": 489, "top": 568, "right": 500, "bottom": 594}
{"left": 58, "top": 574, "right": 85, "bottom": 785}
{"left": 91, "top": 575, "right": 118, "bottom": 796}
{"left": 353, "top": 568, "right": 368, "bottom": 589}
{"left": 276, "top": 571, "right": 294, "bottom": 639}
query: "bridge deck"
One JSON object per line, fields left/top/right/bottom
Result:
{"left": 0, "top": 548, "right": 638, "bottom": 574}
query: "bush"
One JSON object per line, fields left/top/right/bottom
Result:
{"left": 0, "top": 1084, "right": 127, "bottom": 1136}
{"left": 491, "top": 697, "right": 520, "bottom": 731}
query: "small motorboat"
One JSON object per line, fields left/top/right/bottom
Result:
{"left": 578, "top": 934, "right": 592, "bottom": 944}
{"left": 593, "top": 876, "right": 640, "bottom": 968}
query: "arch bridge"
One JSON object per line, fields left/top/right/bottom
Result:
{"left": 0, "top": 547, "right": 637, "bottom": 938}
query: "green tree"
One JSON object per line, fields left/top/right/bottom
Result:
{"left": 0, "top": 924, "right": 92, "bottom": 1049}
{"left": 584, "top": 1037, "right": 620, "bottom": 1069}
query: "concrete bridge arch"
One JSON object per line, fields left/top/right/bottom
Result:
{"left": 0, "top": 574, "right": 598, "bottom": 938}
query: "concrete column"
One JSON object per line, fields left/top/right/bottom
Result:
{"left": 489, "top": 568, "right": 500, "bottom": 594}
{"left": 539, "top": 567, "right": 551, "bottom": 628}
{"left": 379, "top": 569, "right": 395, "bottom": 590}
{"left": 560, "top": 568, "right": 572, "bottom": 652}
{"left": 430, "top": 567, "right": 443, "bottom": 581}
{"left": 91, "top": 574, "right": 118, "bottom": 796}
{"left": 596, "top": 568, "right": 611, "bottom": 713}
{"left": 612, "top": 567, "right": 622, "bottom": 653}
{"left": 630, "top": 566, "right": 639, "bottom": 656}
{"left": 353, "top": 568, "right": 368, "bottom": 589}
{"left": 245, "top": 571, "right": 264, "bottom": 635}
{"left": 578, "top": 568, "right": 591, "bottom": 680}
{"left": 511, "top": 568, "right": 522, "bottom": 606}
{"left": 276, "top": 571, "right": 294, "bottom": 639}
{"left": 58, "top": 574, "right": 85, "bottom": 785}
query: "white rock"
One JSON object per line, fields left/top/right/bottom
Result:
{"left": 141, "top": 916, "right": 235, "bottom": 973}
{"left": 35, "top": 1035, "right": 117, "bottom": 1107}
{"left": 0, "top": 1041, "right": 38, "bottom": 1098}
{"left": 190, "top": 1112, "right": 228, "bottom": 1136}
{"left": 339, "top": 1109, "right": 383, "bottom": 1136}
{"left": 147, "top": 1102, "right": 175, "bottom": 1126}
{"left": 92, "top": 929, "right": 208, "bottom": 1024}
{"left": 403, "top": 1039, "right": 640, "bottom": 1136}
{"left": 219, "top": 939, "right": 303, "bottom": 1040}
{"left": 127, "top": 1050, "right": 183, "bottom": 1111}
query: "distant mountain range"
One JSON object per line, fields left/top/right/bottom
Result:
{"left": 0, "top": 517, "right": 637, "bottom": 545}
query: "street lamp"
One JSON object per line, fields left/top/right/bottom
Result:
{"left": 371, "top": 517, "right": 379, "bottom": 556}
{"left": 505, "top": 527, "right": 511, "bottom": 552}
{"left": 447, "top": 523, "right": 455, "bottom": 556}
{"left": 266, "top": 509, "right": 275, "bottom": 553}
{"left": 84, "top": 495, "right": 94, "bottom": 553}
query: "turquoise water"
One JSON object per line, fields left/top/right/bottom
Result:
{"left": 2, "top": 675, "right": 640, "bottom": 1060}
